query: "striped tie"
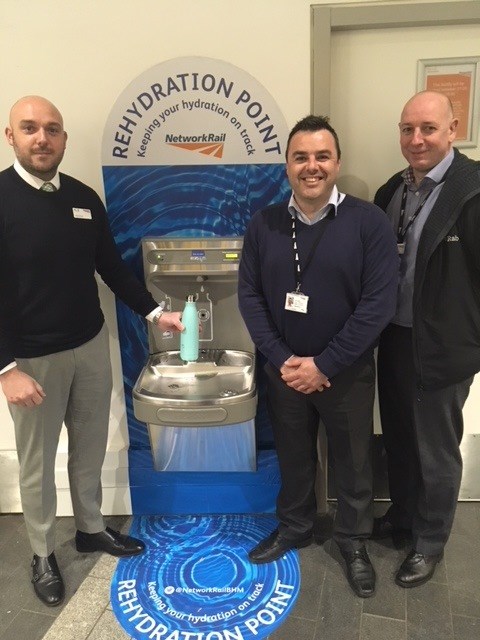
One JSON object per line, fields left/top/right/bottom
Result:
{"left": 40, "top": 182, "right": 57, "bottom": 192}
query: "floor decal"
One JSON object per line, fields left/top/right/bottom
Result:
{"left": 111, "top": 514, "right": 300, "bottom": 639}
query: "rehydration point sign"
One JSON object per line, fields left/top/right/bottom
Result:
{"left": 102, "top": 56, "right": 288, "bottom": 166}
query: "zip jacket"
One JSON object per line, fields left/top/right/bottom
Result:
{"left": 375, "top": 148, "right": 480, "bottom": 389}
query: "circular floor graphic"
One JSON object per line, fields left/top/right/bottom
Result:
{"left": 111, "top": 514, "right": 300, "bottom": 639}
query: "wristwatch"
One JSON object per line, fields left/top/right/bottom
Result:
{"left": 152, "top": 309, "right": 164, "bottom": 325}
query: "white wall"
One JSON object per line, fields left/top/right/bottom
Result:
{"left": 0, "top": 0, "right": 477, "bottom": 513}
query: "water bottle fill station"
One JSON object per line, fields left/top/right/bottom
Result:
{"left": 133, "top": 237, "right": 257, "bottom": 473}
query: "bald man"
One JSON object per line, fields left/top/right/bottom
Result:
{"left": 0, "top": 96, "right": 183, "bottom": 606}
{"left": 373, "top": 91, "right": 480, "bottom": 587}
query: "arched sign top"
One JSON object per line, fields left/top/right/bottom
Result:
{"left": 102, "top": 56, "right": 289, "bottom": 166}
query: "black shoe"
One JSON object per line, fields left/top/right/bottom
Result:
{"left": 395, "top": 549, "right": 443, "bottom": 588}
{"left": 342, "top": 546, "right": 376, "bottom": 598}
{"left": 248, "top": 528, "right": 312, "bottom": 564}
{"left": 31, "top": 553, "right": 65, "bottom": 607}
{"left": 75, "top": 527, "right": 145, "bottom": 557}
{"left": 371, "top": 515, "right": 411, "bottom": 539}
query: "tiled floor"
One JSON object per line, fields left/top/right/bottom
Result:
{"left": 0, "top": 504, "right": 478, "bottom": 640}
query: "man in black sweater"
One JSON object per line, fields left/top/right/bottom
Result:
{"left": 373, "top": 91, "right": 480, "bottom": 588}
{"left": 0, "top": 95, "right": 183, "bottom": 606}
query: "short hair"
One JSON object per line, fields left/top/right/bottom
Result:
{"left": 285, "top": 115, "right": 341, "bottom": 160}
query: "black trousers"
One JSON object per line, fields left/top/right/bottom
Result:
{"left": 377, "top": 324, "right": 473, "bottom": 555}
{"left": 265, "top": 357, "right": 375, "bottom": 552}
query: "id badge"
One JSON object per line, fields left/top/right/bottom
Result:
{"left": 285, "top": 291, "right": 309, "bottom": 314}
{"left": 72, "top": 207, "right": 92, "bottom": 219}
{"left": 397, "top": 242, "right": 406, "bottom": 255}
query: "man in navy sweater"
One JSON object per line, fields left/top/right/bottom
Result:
{"left": 238, "top": 115, "right": 398, "bottom": 598}
{"left": 0, "top": 96, "right": 183, "bottom": 606}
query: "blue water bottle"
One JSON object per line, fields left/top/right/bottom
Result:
{"left": 180, "top": 295, "right": 199, "bottom": 361}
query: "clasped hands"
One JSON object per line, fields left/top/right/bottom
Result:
{"left": 280, "top": 356, "right": 331, "bottom": 394}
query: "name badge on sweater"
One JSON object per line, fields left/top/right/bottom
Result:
{"left": 72, "top": 208, "right": 92, "bottom": 219}
{"left": 285, "top": 291, "right": 308, "bottom": 314}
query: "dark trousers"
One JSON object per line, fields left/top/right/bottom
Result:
{"left": 265, "top": 357, "right": 375, "bottom": 552}
{"left": 377, "top": 324, "right": 473, "bottom": 555}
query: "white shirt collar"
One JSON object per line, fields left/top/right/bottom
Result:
{"left": 288, "top": 185, "right": 345, "bottom": 225}
{"left": 13, "top": 159, "right": 61, "bottom": 190}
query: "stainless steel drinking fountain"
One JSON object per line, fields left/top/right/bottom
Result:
{"left": 133, "top": 237, "right": 257, "bottom": 472}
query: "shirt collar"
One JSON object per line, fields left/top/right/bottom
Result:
{"left": 288, "top": 185, "right": 345, "bottom": 224}
{"left": 13, "top": 159, "right": 61, "bottom": 190}
{"left": 402, "top": 148, "right": 454, "bottom": 187}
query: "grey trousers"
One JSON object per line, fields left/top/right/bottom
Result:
{"left": 10, "top": 324, "right": 113, "bottom": 557}
{"left": 378, "top": 324, "right": 473, "bottom": 555}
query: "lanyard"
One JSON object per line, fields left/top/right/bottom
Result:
{"left": 396, "top": 184, "right": 433, "bottom": 244}
{"left": 396, "top": 170, "right": 449, "bottom": 244}
{"left": 292, "top": 211, "right": 333, "bottom": 292}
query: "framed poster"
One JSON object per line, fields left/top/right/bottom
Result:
{"left": 417, "top": 56, "right": 480, "bottom": 147}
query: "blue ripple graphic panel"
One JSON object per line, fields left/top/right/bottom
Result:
{"left": 103, "top": 164, "right": 289, "bottom": 514}
{"left": 111, "top": 514, "right": 300, "bottom": 639}
{"left": 104, "top": 163, "right": 290, "bottom": 449}
{"left": 104, "top": 164, "right": 289, "bottom": 245}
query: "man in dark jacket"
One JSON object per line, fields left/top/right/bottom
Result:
{"left": 373, "top": 90, "right": 480, "bottom": 588}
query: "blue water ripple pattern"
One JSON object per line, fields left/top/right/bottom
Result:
{"left": 111, "top": 514, "right": 300, "bottom": 639}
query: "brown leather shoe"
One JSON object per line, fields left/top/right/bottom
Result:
{"left": 395, "top": 549, "right": 443, "bottom": 588}
{"left": 31, "top": 553, "right": 65, "bottom": 607}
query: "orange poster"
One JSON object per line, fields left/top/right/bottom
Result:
{"left": 426, "top": 73, "right": 472, "bottom": 141}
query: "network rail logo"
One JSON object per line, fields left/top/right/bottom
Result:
{"left": 166, "top": 133, "right": 226, "bottom": 158}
